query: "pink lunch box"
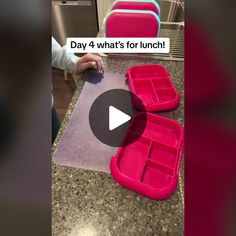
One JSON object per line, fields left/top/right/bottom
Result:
{"left": 111, "top": 0, "right": 161, "bottom": 16}
{"left": 126, "top": 64, "right": 180, "bottom": 111}
{"left": 105, "top": 9, "right": 160, "bottom": 37}
{"left": 110, "top": 112, "right": 184, "bottom": 200}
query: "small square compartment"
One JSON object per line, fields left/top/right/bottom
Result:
{"left": 152, "top": 78, "right": 172, "bottom": 89}
{"left": 117, "top": 133, "right": 151, "bottom": 179}
{"left": 141, "top": 160, "right": 173, "bottom": 188}
{"left": 155, "top": 89, "right": 177, "bottom": 102}
{"left": 133, "top": 80, "right": 158, "bottom": 105}
{"left": 148, "top": 141, "right": 178, "bottom": 168}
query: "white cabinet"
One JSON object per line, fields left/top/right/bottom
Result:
{"left": 97, "top": 0, "right": 115, "bottom": 31}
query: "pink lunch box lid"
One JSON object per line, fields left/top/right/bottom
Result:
{"left": 126, "top": 64, "right": 180, "bottom": 111}
{"left": 112, "top": 0, "right": 161, "bottom": 16}
{"left": 105, "top": 9, "right": 160, "bottom": 37}
{"left": 110, "top": 112, "right": 184, "bottom": 200}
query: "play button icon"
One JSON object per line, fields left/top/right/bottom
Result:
{"left": 109, "top": 106, "right": 131, "bottom": 131}
{"left": 89, "top": 89, "right": 147, "bottom": 147}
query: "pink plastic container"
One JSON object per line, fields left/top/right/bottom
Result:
{"left": 105, "top": 9, "right": 160, "bottom": 37}
{"left": 111, "top": 0, "right": 161, "bottom": 16}
{"left": 126, "top": 64, "right": 180, "bottom": 111}
{"left": 110, "top": 112, "right": 184, "bottom": 200}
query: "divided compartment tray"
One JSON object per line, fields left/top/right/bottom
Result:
{"left": 111, "top": 0, "right": 161, "bottom": 16}
{"left": 110, "top": 112, "right": 184, "bottom": 200}
{"left": 105, "top": 9, "right": 160, "bottom": 37}
{"left": 126, "top": 64, "right": 180, "bottom": 111}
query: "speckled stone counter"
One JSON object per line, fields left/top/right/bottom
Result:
{"left": 52, "top": 56, "right": 184, "bottom": 236}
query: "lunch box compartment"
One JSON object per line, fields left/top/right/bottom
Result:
{"left": 110, "top": 113, "right": 184, "bottom": 200}
{"left": 126, "top": 64, "right": 180, "bottom": 111}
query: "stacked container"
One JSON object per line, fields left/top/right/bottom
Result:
{"left": 110, "top": 63, "right": 184, "bottom": 200}
{"left": 107, "top": 1, "right": 184, "bottom": 200}
{"left": 104, "top": 0, "right": 161, "bottom": 37}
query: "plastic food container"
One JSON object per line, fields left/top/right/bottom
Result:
{"left": 126, "top": 64, "right": 180, "bottom": 111}
{"left": 105, "top": 9, "right": 160, "bottom": 37}
{"left": 111, "top": 0, "right": 161, "bottom": 16}
{"left": 110, "top": 112, "right": 184, "bottom": 200}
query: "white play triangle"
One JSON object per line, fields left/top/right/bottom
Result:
{"left": 109, "top": 106, "right": 131, "bottom": 131}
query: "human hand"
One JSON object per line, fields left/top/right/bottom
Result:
{"left": 75, "top": 53, "right": 104, "bottom": 73}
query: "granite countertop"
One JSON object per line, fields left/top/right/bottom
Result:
{"left": 52, "top": 56, "right": 184, "bottom": 236}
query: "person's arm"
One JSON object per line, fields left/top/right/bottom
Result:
{"left": 52, "top": 37, "right": 78, "bottom": 73}
{"left": 52, "top": 37, "right": 103, "bottom": 73}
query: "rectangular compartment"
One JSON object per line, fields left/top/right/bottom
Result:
{"left": 152, "top": 78, "right": 172, "bottom": 89}
{"left": 141, "top": 160, "right": 173, "bottom": 188}
{"left": 132, "top": 80, "right": 158, "bottom": 105}
{"left": 155, "top": 88, "right": 177, "bottom": 102}
{"left": 148, "top": 141, "right": 178, "bottom": 168}
{"left": 117, "top": 132, "right": 151, "bottom": 179}
{"left": 128, "top": 65, "right": 168, "bottom": 80}
{"left": 130, "top": 113, "right": 181, "bottom": 147}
